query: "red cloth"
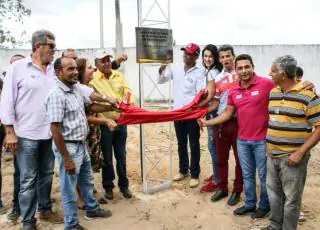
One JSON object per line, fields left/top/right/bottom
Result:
{"left": 117, "top": 90, "right": 208, "bottom": 125}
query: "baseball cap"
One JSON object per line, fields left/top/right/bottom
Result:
{"left": 180, "top": 43, "right": 200, "bottom": 55}
{"left": 95, "top": 50, "right": 113, "bottom": 59}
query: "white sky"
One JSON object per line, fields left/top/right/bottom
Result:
{"left": 4, "top": 0, "right": 320, "bottom": 49}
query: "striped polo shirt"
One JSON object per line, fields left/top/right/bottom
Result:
{"left": 267, "top": 82, "right": 320, "bottom": 157}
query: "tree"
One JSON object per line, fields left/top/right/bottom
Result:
{"left": 0, "top": 0, "right": 31, "bottom": 47}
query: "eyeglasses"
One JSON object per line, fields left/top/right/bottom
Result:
{"left": 39, "top": 43, "right": 56, "bottom": 50}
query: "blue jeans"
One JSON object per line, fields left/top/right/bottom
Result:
{"left": 16, "top": 138, "right": 54, "bottom": 228}
{"left": 237, "top": 139, "right": 269, "bottom": 210}
{"left": 100, "top": 125, "right": 128, "bottom": 190}
{"left": 0, "top": 126, "right": 5, "bottom": 208}
{"left": 53, "top": 142, "right": 98, "bottom": 230}
{"left": 13, "top": 155, "right": 21, "bottom": 212}
{"left": 207, "top": 126, "right": 218, "bottom": 183}
{"left": 174, "top": 119, "right": 201, "bottom": 178}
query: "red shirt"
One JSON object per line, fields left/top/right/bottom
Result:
{"left": 227, "top": 74, "right": 275, "bottom": 141}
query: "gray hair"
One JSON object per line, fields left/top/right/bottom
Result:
{"left": 273, "top": 55, "right": 297, "bottom": 80}
{"left": 31, "top": 30, "right": 55, "bottom": 52}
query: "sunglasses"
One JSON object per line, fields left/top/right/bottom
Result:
{"left": 39, "top": 43, "right": 56, "bottom": 50}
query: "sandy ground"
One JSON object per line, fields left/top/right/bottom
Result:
{"left": 0, "top": 123, "right": 320, "bottom": 230}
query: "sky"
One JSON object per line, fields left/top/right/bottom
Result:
{"left": 4, "top": 0, "right": 320, "bottom": 49}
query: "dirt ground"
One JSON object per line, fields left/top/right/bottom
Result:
{"left": 0, "top": 123, "right": 320, "bottom": 230}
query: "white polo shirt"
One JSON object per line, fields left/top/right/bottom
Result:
{"left": 158, "top": 63, "right": 205, "bottom": 109}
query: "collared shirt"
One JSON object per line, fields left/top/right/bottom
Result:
{"left": 89, "top": 70, "right": 134, "bottom": 120}
{"left": 0, "top": 56, "right": 94, "bottom": 140}
{"left": 158, "top": 63, "right": 205, "bottom": 109}
{"left": 228, "top": 74, "right": 276, "bottom": 140}
{"left": 215, "top": 69, "right": 236, "bottom": 115}
{"left": 45, "top": 79, "right": 91, "bottom": 141}
{"left": 267, "top": 82, "right": 320, "bottom": 157}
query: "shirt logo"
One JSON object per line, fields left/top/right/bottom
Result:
{"left": 236, "top": 94, "right": 242, "bottom": 100}
{"left": 251, "top": 90, "right": 259, "bottom": 96}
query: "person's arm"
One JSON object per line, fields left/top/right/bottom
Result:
{"left": 288, "top": 126, "right": 320, "bottom": 166}
{"left": 112, "top": 54, "right": 128, "bottom": 70}
{"left": 77, "top": 83, "right": 119, "bottom": 107}
{"left": 289, "top": 95, "right": 320, "bottom": 166}
{"left": 157, "top": 64, "right": 173, "bottom": 84}
{"left": 50, "top": 123, "right": 76, "bottom": 174}
{"left": 87, "top": 103, "right": 120, "bottom": 113}
{"left": 1, "top": 65, "right": 18, "bottom": 153}
{"left": 196, "top": 80, "right": 216, "bottom": 108}
{"left": 207, "top": 99, "right": 220, "bottom": 112}
{"left": 90, "top": 91, "right": 119, "bottom": 107}
{"left": 4, "top": 125, "right": 18, "bottom": 154}
{"left": 87, "top": 115, "right": 117, "bottom": 131}
{"left": 198, "top": 105, "right": 235, "bottom": 127}
{"left": 46, "top": 92, "right": 76, "bottom": 174}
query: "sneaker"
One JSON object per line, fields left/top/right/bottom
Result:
{"left": 39, "top": 210, "right": 64, "bottom": 224}
{"left": 233, "top": 205, "right": 256, "bottom": 216}
{"left": 200, "top": 181, "right": 217, "bottom": 192}
{"left": 189, "top": 178, "right": 200, "bottom": 188}
{"left": 84, "top": 208, "right": 112, "bottom": 220}
{"left": 173, "top": 173, "right": 190, "bottom": 181}
{"left": 7, "top": 208, "right": 20, "bottom": 221}
{"left": 204, "top": 175, "right": 213, "bottom": 183}
{"left": 251, "top": 207, "right": 270, "bottom": 219}
{"left": 69, "top": 224, "right": 87, "bottom": 230}
{"left": 120, "top": 188, "right": 133, "bottom": 199}
{"left": 104, "top": 189, "right": 114, "bottom": 200}
{"left": 0, "top": 205, "right": 7, "bottom": 215}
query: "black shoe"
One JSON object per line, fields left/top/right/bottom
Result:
{"left": 227, "top": 192, "right": 241, "bottom": 206}
{"left": 120, "top": 188, "right": 133, "bottom": 199}
{"left": 233, "top": 205, "right": 256, "bottom": 216}
{"left": 251, "top": 207, "right": 270, "bottom": 219}
{"left": 84, "top": 208, "right": 112, "bottom": 220}
{"left": 69, "top": 224, "right": 87, "bottom": 230}
{"left": 211, "top": 189, "right": 228, "bottom": 202}
{"left": 7, "top": 208, "right": 20, "bottom": 221}
{"left": 104, "top": 189, "right": 113, "bottom": 200}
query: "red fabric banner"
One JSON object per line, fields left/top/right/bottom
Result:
{"left": 117, "top": 90, "right": 208, "bottom": 125}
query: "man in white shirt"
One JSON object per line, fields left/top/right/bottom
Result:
{"left": 158, "top": 43, "right": 204, "bottom": 188}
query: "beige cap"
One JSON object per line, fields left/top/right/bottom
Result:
{"left": 95, "top": 50, "right": 113, "bottom": 59}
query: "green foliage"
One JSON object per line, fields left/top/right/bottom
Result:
{"left": 0, "top": 0, "right": 31, "bottom": 47}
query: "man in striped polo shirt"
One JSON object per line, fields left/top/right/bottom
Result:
{"left": 265, "top": 55, "right": 320, "bottom": 230}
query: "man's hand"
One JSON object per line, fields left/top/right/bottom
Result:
{"left": 159, "top": 65, "right": 167, "bottom": 75}
{"left": 107, "top": 97, "right": 120, "bottom": 108}
{"left": 302, "top": 80, "right": 315, "bottom": 92}
{"left": 105, "top": 119, "right": 117, "bottom": 131}
{"left": 197, "top": 118, "right": 208, "bottom": 127}
{"left": 64, "top": 157, "right": 76, "bottom": 174}
{"left": 288, "top": 151, "right": 304, "bottom": 166}
{"left": 4, "top": 132, "right": 18, "bottom": 155}
{"left": 115, "top": 54, "right": 128, "bottom": 65}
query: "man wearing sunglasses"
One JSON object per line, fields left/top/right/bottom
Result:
{"left": 0, "top": 30, "right": 63, "bottom": 230}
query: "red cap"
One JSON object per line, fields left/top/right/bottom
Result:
{"left": 180, "top": 43, "right": 200, "bottom": 55}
